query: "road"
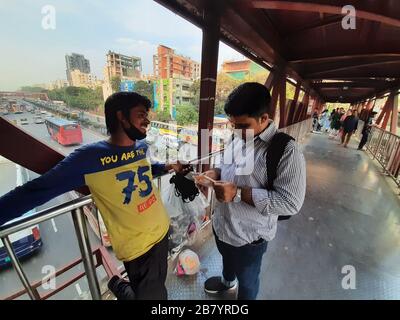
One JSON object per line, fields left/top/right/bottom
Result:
{"left": 0, "top": 108, "right": 119, "bottom": 300}
{"left": 0, "top": 104, "right": 199, "bottom": 299}
{"left": 4, "top": 112, "right": 104, "bottom": 156}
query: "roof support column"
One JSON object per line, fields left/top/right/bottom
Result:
{"left": 287, "top": 84, "right": 301, "bottom": 126}
{"left": 197, "top": 1, "right": 221, "bottom": 165}
{"left": 267, "top": 67, "right": 286, "bottom": 124}
{"left": 294, "top": 90, "right": 308, "bottom": 123}
{"left": 264, "top": 71, "right": 275, "bottom": 91}
{"left": 301, "top": 93, "right": 311, "bottom": 120}
{"left": 357, "top": 101, "right": 366, "bottom": 115}
{"left": 278, "top": 75, "right": 287, "bottom": 128}
{"left": 390, "top": 92, "right": 398, "bottom": 134}
{"left": 363, "top": 99, "right": 376, "bottom": 121}
{"left": 376, "top": 92, "right": 395, "bottom": 131}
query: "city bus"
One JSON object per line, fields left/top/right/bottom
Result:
{"left": 45, "top": 118, "right": 83, "bottom": 146}
{"left": 0, "top": 162, "right": 42, "bottom": 268}
{"left": 150, "top": 121, "right": 182, "bottom": 136}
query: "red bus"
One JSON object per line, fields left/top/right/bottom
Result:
{"left": 45, "top": 117, "right": 83, "bottom": 146}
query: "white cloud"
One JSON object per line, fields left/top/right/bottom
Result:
{"left": 113, "top": 38, "right": 158, "bottom": 74}
{"left": 115, "top": 1, "right": 201, "bottom": 40}
{"left": 0, "top": 0, "right": 250, "bottom": 90}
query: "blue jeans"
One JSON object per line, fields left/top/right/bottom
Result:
{"left": 214, "top": 230, "right": 268, "bottom": 300}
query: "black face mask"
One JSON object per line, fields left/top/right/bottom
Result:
{"left": 122, "top": 121, "right": 147, "bottom": 141}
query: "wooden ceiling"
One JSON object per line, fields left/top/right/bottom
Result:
{"left": 155, "top": 0, "right": 400, "bottom": 103}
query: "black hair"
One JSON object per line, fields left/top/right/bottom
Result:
{"left": 224, "top": 82, "right": 271, "bottom": 118}
{"left": 104, "top": 91, "right": 151, "bottom": 134}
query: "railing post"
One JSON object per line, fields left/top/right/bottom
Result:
{"left": 1, "top": 236, "right": 40, "bottom": 300}
{"left": 158, "top": 176, "right": 162, "bottom": 190}
{"left": 373, "top": 129, "right": 384, "bottom": 160}
{"left": 71, "top": 208, "right": 102, "bottom": 300}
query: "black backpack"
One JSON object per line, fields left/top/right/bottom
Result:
{"left": 265, "top": 132, "right": 295, "bottom": 221}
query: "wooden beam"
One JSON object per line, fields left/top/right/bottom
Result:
{"left": 0, "top": 117, "right": 89, "bottom": 195}
{"left": 221, "top": 4, "right": 321, "bottom": 100}
{"left": 313, "top": 81, "right": 387, "bottom": 89}
{"left": 290, "top": 54, "right": 400, "bottom": 64}
{"left": 375, "top": 92, "right": 393, "bottom": 128}
{"left": 305, "top": 60, "right": 400, "bottom": 78}
{"left": 286, "top": 84, "right": 301, "bottom": 126}
{"left": 279, "top": 75, "right": 287, "bottom": 128}
{"left": 381, "top": 106, "right": 392, "bottom": 131}
{"left": 0, "top": 117, "right": 63, "bottom": 174}
{"left": 264, "top": 71, "right": 275, "bottom": 90}
{"left": 197, "top": 1, "right": 221, "bottom": 166}
{"left": 251, "top": 1, "right": 400, "bottom": 28}
{"left": 300, "top": 92, "right": 310, "bottom": 121}
{"left": 270, "top": 79, "right": 281, "bottom": 121}
{"left": 390, "top": 92, "right": 398, "bottom": 134}
{"left": 285, "top": 15, "right": 343, "bottom": 40}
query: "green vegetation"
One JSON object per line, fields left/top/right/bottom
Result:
{"left": 154, "top": 107, "right": 172, "bottom": 122}
{"left": 189, "top": 79, "right": 200, "bottom": 108}
{"left": 175, "top": 105, "right": 199, "bottom": 126}
{"left": 47, "top": 86, "right": 103, "bottom": 111}
{"left": 20, "top": 86, "right": 48, "bottom": 93}
{"left": 111, "top": 76, "right": 121, "bottom": 93}
{"left": 134, "top": 80, "right": 154, "bottom": 107}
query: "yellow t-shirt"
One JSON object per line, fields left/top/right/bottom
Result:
{"left": 83, "top": 141, "right": 170, "bottom": 262}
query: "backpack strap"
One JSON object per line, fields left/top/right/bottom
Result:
{"left": 266, "top": 132, "right": 295, "bottom": 191}
{"left": 265, "top": 132, "right": 295, "bottom": 221}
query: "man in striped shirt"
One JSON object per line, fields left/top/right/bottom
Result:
{"left": 201, "top": 82, "right": 306, "bottom": 300}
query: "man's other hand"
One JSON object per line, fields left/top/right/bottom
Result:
{"left": 213, "top": 181, "right": 237, "bottom": 203}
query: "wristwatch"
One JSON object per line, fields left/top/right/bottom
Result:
{"left": 233, "top": 187, "right": 242, "bottom": 203}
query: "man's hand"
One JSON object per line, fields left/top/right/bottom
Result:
{"left": 194, "top": 169, "right": 221, "bottom": 191}
{"left": 202, "top": 169, "right": 221, "bottom": 181}
{"left": 213, "top": 181, "right": 237, "bottom": 203}
{"left": 166, "top": 161, "right": 192, "bottom": 175}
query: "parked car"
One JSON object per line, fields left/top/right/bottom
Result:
{"left": 20, "top": 118, "right": 29, "bottom": 125}
{"left": 33, "top": 116, "right": 44, "bottom": 124}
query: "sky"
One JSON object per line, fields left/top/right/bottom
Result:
{"left": 0, "top": 0, "right": 245, "bottom": 91}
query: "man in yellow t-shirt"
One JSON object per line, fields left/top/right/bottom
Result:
{"left": 0, "top": 92, "right": 189, "bottom": 299}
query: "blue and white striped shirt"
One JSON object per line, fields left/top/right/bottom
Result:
{"left": 213, "top": 121, "right": 306, "bottom": 246}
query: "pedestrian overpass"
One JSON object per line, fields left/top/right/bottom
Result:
{"left": 0, "top": 0, "right": 399, "bottom": 300}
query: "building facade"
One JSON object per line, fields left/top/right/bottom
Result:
{"left": 69, "top": 70, "right": 102, "bottom": 89}
{"left": 153, "top": 45, "right": 200, "bottom": 80}
{"left": 221, "top": 59, "right": 265, "bottom": 80}
{"left": 153, "top": 75, "right": 194, "bottom": 118}
{"left": 65, "top": 53, "right": 91, "bottom": 84}
{"left": 105, "top": 51, "right": 142, "bottom": 80}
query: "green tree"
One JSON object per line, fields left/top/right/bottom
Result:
{"left": 189, "top": 79, "right": 201, "bottom": 109}
{"left": 214, "top": 102, "right": 225, "bottom": 116}
{"left": 154, "top": 107, "right": 172, "bottom": 122}
{"left": 20, "top": 86, "right": 48, "bottom": 93}
{"left": 47, "top": 86, "right": 103, "bottom": 112}
{"left": 111, "top": 76, "right": 121, "bottom": 93}
{"left": 134, "top": 80, "right": 154, "bottom": 106}
{"left": 214, "top": 72, "right": 241, "bottom": 116}
{"left": 176, "top": 105, "right": 198, "bottom": 126}
{"left": 243, "top": 70, "right": 269, "bottom": 85}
